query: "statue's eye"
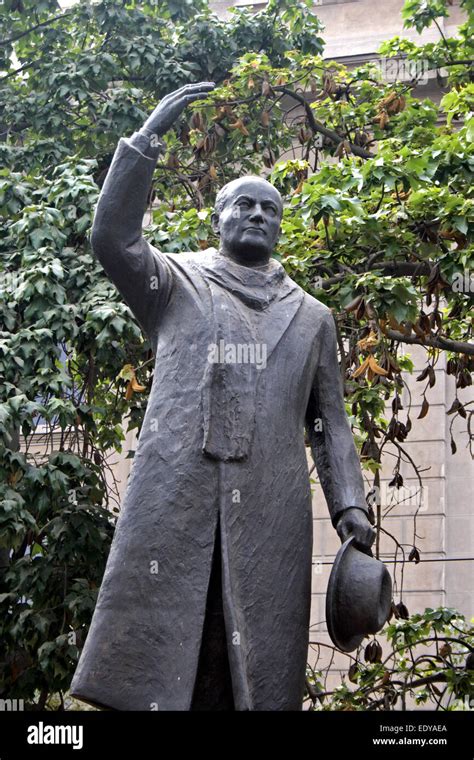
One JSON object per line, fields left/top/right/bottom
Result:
{"left": 238, "top": 199, "right": 250, "bottom": 208}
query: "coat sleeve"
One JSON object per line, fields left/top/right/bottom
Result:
{"left": 90, "top": 133, "right": 173, "bottom": 351}
{"left": 305, "top": 311, "right": 368, "bottom": 529}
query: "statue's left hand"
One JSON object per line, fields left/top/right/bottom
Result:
{"left": 336, "top": 508, "right": 376, "bottom": 552}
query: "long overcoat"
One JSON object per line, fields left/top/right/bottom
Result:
{"left": 70, "top": 135, "right": 367, "bottom": 711}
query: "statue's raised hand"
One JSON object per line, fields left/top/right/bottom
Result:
{"left": 141, "top": 82, "right": 216, "bottom": 137}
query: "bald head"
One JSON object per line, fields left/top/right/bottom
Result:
{"left": 211, "top": 175, "right": 283, "bottom": 267}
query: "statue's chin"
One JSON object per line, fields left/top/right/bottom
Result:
{"left": 224, "top": 242, "right": 272, "bottom": 266}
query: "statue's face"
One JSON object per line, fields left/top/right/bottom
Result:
{"left": 212, "top": 178, "right": 283, "bottom": 264}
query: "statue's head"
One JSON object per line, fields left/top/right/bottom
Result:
{"left": 211, "top": 176, "right": 283, "bottom": 265}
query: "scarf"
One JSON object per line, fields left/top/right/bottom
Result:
{"left": 190, "top": 250, "right": 304, "bottom": 462}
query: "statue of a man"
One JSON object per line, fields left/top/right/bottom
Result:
{"left": 70, "top": 82, "right": 375, "bottom": 711}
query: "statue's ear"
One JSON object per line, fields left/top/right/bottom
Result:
{"left": 211, "top": 211, "right": 220, "bottom": 235}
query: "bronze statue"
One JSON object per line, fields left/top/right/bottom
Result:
{"left": 70, "top": 83, "right": 376, "bottom": 711}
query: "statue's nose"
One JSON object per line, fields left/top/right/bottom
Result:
{"left": 249, "top": 206, "right": 264, "bottom": 222}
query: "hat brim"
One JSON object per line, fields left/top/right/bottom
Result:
{"left": 326, "top": 536, "right": 366, "bottom": 653}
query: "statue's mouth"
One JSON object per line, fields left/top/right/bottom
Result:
{"left": 244, "top": 227, "right": 266, "bottom": 235}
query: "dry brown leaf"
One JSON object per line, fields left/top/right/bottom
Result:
{"left": 357, "top": 331, "right": 379, "bottom": 351}
{"left": 352, "top": 356, "right": 371, "bottom": 378}
{"left": 368, "top": 355, "right": 389, "bottom": 376}
{"left": 125, "top": 381, "right": 134, "bottom": 401}
{"left": 131, "top": 377, "right": 146, "bottom": 393}
{"left": 418, "top": 397, "right": 430, "bottom": 419}
{"left": 229, "top": 119, "right": 249, "bottom": 136}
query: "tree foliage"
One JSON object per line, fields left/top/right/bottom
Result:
{"left": 0, "top": 0, "right": 473, "bottom": 708}
{"left": 307, "top": 606, "right": 474, "bottom": 710}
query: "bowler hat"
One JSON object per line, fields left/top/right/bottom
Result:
{"left": 326, "top": 535, "right": 392, "bottom": 652}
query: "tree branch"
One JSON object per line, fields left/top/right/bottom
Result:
{"left": 431, "top": 59, "right": 474, "bottom": 68}
{"left": 432, "top": 16, "right": 456, "bottom": 64}
{"left": 319, "top": 261, "right": 434, "bottom": 289}
{"left": 0, "top": 13, "right": 71, "bottom": 46}
{"left": 274, "top": 85, "right": 374, "bottom": 160}
{"left": 0, "top": 60, "right": 36, "bottom": 81}
{"left": 385, "top": 328, "right": 474, "bottom": 356}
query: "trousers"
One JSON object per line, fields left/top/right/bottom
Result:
{"left": 190, "top": 517, "right": 235, "bottom": 711}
